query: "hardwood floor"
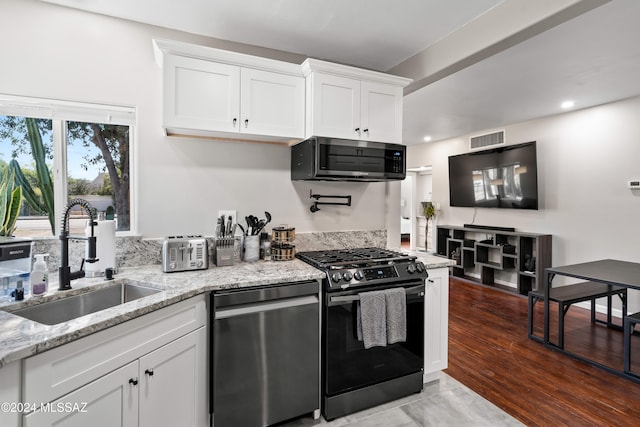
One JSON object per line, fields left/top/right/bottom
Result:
{"left": 446, "top": 277, "right": 640, "bottom": 426}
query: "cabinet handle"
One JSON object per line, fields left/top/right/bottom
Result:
{"left": 355, "top": 127, "right": 360, "bottom": 135}
{"left": 428, "top": 279, "right": 434, "bottom": 283}
{"left": 145, "top": 369, "right": 154, "bottom": 376}
{"left": 244, "top": 119, "right": 249, "bottom": 128}
{"left": 233, "top": 118, "right": 237, "bottom": 127}
{"left": 129, "top": 378, "right": 138, "bottom": 386}
{"left": 363, "top": 128, "right": 369, "bottom": 134}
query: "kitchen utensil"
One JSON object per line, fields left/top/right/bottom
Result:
{"left": 254, "top": 219, "right": 266, "bottom": 236}
{"left": 245, "top": 216, "right": 252, "bottom": 235}
{"left": 226, "top": 216, "right": 233, "bottom": 236}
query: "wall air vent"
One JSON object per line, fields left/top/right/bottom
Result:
{"left": 470, "top": 130, "right": 505, "bottom": 150}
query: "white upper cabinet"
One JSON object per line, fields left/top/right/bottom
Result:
{"left": 240, "top": 68, "right": 305, "bottom": 138}
{"left": 302, "top": 58, "right": 411, "bottom": 144}
{"left": 165, "top": 55, "right": 240, "bottom": 134}
{"left": 154, "top": 39, "right": 305, "bottom": 143}
{"left": 307, "top": 73, "right": 361, "bottom": 139}
{"left": 360, "top": 81, "right": 403, "bottom": 143}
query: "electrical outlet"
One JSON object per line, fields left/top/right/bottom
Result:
{"left": 217, "top": 210, "right": 237, "bottom": 225}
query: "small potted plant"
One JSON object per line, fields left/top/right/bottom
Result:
{"left": 421, "top": 201, "right": 438, "bottom": 251}
{"left": 0, "top": 168, "right": 23, "bottom": 237}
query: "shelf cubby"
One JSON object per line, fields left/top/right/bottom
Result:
{"left": 436, "top": 225, "right": 552, "bottom": 296}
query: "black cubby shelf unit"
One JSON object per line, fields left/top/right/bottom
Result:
{"left": 436, "top": 225, "right": 552, "bottom": 296}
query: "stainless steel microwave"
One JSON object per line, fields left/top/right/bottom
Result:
{"left": 291, "top": 137, "right": 406, "bottom": 182}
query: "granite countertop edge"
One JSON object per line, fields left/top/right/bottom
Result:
{"left": 0, "top": 252, "right": 453, "bottom": 367}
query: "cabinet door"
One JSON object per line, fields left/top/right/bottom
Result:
{"left": 424, "top": 268, "right": 449, "bottom": 380}
{"left": 0, "top": 361, "right": 20, "bottom": 427}
{"left": 240, "top": 68, "right": 304, "bottom": 138}
{"left": 23, "top": 361, "right": 138, "bottom": 427}
{"left": 360, "top": 81, "right": 403, "bottom": 143}
{"left": 139, "top": 327, "right": 208, "bottom": 427}
{"left": 308, "top": 73, "right": 361, "bottom": 139}
{"left": 164, "top": 55, "right": 240, "bottom": 133}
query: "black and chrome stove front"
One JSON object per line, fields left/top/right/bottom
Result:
{"left": 296, "top": 247, "right": 427, "bottom": 420}
{"left": 296, "top": 247, "right": 427, "bottom": 291}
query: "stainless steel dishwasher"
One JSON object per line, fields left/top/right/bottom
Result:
{"left": 211, "top": 280, "right": 320, "bottom": 427}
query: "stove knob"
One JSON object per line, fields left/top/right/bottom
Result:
{"left": 353, "top": 271, "right": 364, "bottom": 281}
{"left": 416, "top": 263, "right": 425, "bottom": 273}
{"left": 331, "top": 273, "right": 342, "bottom": 283}
{"left": 343, "top": 272, "right": 353, "bottom": 281}
{"left": 407, "top": 264, "right": 417, "bottom": 274}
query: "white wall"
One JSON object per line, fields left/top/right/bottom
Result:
{"left": 409, "top": 95, "right": 640, "bottom": 308}
{"left": 0, "top": 0, "right": 394, "bottom": 239}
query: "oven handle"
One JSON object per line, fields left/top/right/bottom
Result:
{"left": 328, "top": 284, "right": 424, "bottom": 304}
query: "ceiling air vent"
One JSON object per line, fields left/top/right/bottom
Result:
{"left": 470, "top": 130, "right": 505, "bottom": 150}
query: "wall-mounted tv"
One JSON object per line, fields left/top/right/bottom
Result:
{"left": 448, "top": 141, "right": 539, "bottom": 210}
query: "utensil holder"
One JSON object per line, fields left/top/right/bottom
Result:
{"left": 243, "top": 235, "right": 260, "bottom": 262}
{"left": 215, "top": 247, "right": 235, "bottom": 267}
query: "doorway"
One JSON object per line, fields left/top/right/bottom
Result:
{"left": 402, "top": 167, "right": 433, "bottom": 251}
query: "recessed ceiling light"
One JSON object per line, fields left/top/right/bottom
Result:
{"left": 561, "top": 100, "right": 575, "bottom": 109}
{"left": 423, "top": 136, "right": 432, "bottom": 142}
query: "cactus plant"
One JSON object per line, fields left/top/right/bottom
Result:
{"left": 8, "top": 117, "right": 55, "bottom": 234}
{"left": 0, "top": 167, "right": 22, "bottom": 236}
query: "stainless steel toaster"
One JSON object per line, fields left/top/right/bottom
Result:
{"left": 162, "top": 236, "right": 208, "bottom": 273}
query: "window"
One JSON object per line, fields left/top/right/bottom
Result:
{"left": 0, "top": 95, "right": 135, "bottom": 237}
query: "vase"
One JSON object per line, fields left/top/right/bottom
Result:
{"left": 424, "top": 219, "right": 429, "bottom": 251}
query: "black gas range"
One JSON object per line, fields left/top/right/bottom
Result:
{"left": 296, "top": 247, "right": 427, "bottom": 420}
{"left": 296, "top": 247, "right": 427, "bottom": 291}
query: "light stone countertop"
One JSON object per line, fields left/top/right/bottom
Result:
{"left": 0, "top": 259, "right": 324, "bottom": 367}
{"left": 0, "top": 251, "right": 453, "bottom": 368}
{"left": 401, "top": 250, "right": 456, "bottom": 269}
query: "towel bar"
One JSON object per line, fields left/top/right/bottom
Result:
{"left": 329, "top": 285, "right": 424, "bottom": 303}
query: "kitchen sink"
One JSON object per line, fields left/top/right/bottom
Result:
{"left": 10, "top": 280, "right": 162, "bottom": 325}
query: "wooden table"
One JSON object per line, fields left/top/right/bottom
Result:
{"left": 544, "top": 259, "right": 640, "bottom": 380}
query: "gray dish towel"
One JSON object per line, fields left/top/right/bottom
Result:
{"left": 356, "top": 290, "right": 387, "bottom": 348}
{"left": 385, "top": 287, "right": 407, "bottom": 344}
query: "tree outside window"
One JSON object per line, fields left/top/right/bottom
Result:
{"left": 0, "top": 115, "right": 131, "bottom": 236}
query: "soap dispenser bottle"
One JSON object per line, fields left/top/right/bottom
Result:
{"left": 31, "top": 254, "right": 49, "bottom": 297}
{"left": 14, "top": 280, "right": 24, "bottom": 301}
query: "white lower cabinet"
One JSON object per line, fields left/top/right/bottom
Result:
{"left": 139, "top": 328, "right": 207, "bottom": 427}
{"left": 424, "top": 267, "right": 449, "bottom": 382}
{"left": 21, "top": 296, "right": 208, "bottom": 427}
{"left": 0, "top": 361, "right": 21, "bottom": 427}
{"left": 23, "top": 361, "right": 139, "bottom": 427}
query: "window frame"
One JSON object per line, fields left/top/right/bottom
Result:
{"left": 0, "top": 94, "right": 137, "bottom": 236}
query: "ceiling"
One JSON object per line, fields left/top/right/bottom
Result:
{"left": 40, "top": 0, "right": 640, "bottom": 146}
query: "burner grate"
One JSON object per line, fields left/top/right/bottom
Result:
{"left": 296, "top": 247, "right": 411, "bottom": 268}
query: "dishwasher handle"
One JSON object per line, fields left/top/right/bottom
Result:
{"left": 215, "top": 295, "right": 319, "bottom": 319}
{"left": 214, "top": 280, "right": 319, "bottom": 308}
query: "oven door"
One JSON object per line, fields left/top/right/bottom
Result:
{"left": 323, "top": 281, "right": 424, "bottom": 397}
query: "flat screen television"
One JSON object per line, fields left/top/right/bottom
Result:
{"left": 448, "top": 141, "right": 539, "bottom": 210}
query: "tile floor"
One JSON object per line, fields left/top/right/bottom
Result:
{"left": 282, "top": 372, "right": 523, "bottom": 427}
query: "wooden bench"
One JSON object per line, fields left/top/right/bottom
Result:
{"left": 528, "top": 281, "right": 627, "bottom": 348}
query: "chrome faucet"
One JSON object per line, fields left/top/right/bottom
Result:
{"left": 58, "top": 198, "right": 99, "bottom": 290}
